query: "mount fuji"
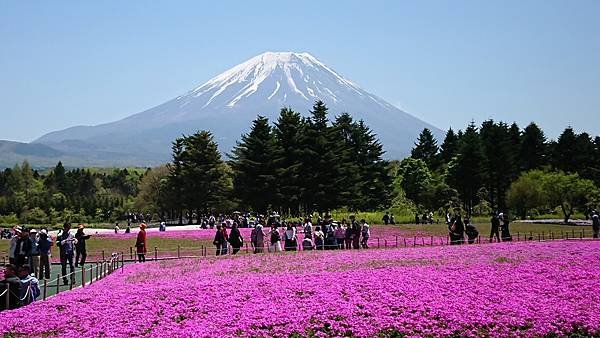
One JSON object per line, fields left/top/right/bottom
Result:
{"left": 32, "top": 52, "right": 442, "bottom": 166}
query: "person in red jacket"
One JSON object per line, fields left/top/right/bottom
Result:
{"left": 135, "top": 223, "right": 147, "bottom": 262}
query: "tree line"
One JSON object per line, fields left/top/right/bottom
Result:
{"left": 0, "top": 163, "right": 141, "bottom": 224}
{"left": 403, "top": 121, "right": 600, "bottom": 221}
{"left": 1, "top": 100, "right": 599, "bottom": 225}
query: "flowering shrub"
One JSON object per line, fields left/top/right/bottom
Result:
{"left": 1, "top": 241, "right": 599, "bottom": 337}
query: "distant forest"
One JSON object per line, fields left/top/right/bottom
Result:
{"left": 1, "top": 101, "right": 598, "bottom": 225}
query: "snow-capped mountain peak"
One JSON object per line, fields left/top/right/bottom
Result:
{"left": 174, "top": 51, "right": 383, "bottom": 113}
{"left": 34, "top": 51, "right": 442, "bottom": 162}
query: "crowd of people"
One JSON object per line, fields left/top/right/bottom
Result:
{"left": 211, "top": 215, "right": 372, "bottom": 255}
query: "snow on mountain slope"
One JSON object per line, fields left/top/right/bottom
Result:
{"left": 34, "top": 52, "right": 442, "bottom": 162}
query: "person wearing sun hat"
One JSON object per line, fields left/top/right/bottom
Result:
{"left": 75, "top": 224, "right": 91, "bottom": 267}
{"left": 135, "top": 223, "right": 147, "bottom": 262}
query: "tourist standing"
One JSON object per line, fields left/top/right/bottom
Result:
{"left": 213, "top": 225, "right": 226, "bottom": 256}
{"left": 314, "top": 226, "right": 325, "bottom": 250}
{"left": 592, "top": 212, "right": 600, "bottom": 238}
{"left": 382, "top": 212, "right": 390, "bottom": 225}
{"left": 57, "top": 222, "right": 77, "bottom": 285}
{"left": 28, "top": 229, "right": 40, "bottom": 278}
{"left": 229, "top": 223, "right": 243, "bottom": 254}
{"left": 15, "top": 228, "right": 32, "bottom": 269}
{"left": 8, "top": 227, "right": 20, "bottom": 265}
{"left": 490, "top": 214, "right": 501, "bottom": 243}
{"left": 74, "top": 225, "right": 91, "bottom": 267}
{"left": 269, "top": 225, "right": 282, "bottom": 252}
{"left": 38, "top": 229, "right": 52, "bottom": 280}
{"left": 335, "top": 223, "right": 346, "bottom": 249}
{"left": 135, "top": 223, "right": 147, "bottom": 262}
{"left": 284, "top": 222, "right": 297, "bottom": 251}
{"left": 303, "top": 217, "right": 313, "bottom": 240}
{"left": 360, "top": 220, "right": 370, "bottom": 248}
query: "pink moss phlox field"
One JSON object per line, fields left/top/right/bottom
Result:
{"left": 2, "top": 241, "right": 599, "bottom": 337}
{"left": 96, "top": 225, "right": 421, "bottom": 242}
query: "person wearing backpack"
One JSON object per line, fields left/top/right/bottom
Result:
{"left": 18, "top": 265, "right": 40, "bottom": 306}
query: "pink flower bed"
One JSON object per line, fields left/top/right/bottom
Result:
{"left": 2, "top": 241, "right": 599, "bottom": 337}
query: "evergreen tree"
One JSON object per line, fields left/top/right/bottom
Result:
{"left": 439, "top": 128, "right": 459, "bottom": 164}
{"left": 273, "top": 108, "right": 304, "bottom": 215}
{"left": 182, "top": 131, "right": 231, "bottom": 218}
{"left": 552, "top": 127, "right": 579, "bottom": 173}
{"left": 411, "top": 128, "right": 439, "bottom": 170}
{"left": 298, "top": 101, "right": 342, "bottom": 212}
{"left": 575, "top": 132, "right": 596, "bottom": 181}
{"left": 479, "top": 120, "right": 517, "bottom": 212}
{"left": 230, "top": 116, "right": 278, "bottom": 214}
{"left": 447, "top": 122, "right": 484, "bottom": 215}
{"left": 520, "top": 122, "right": 547, "bottom": 171}
{"left": 167, "top": 137, "right": 186, "bottom": 224}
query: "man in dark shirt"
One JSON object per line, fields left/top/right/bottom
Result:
{"left": 490, "top": 214, "right": 501, "bottom": 243}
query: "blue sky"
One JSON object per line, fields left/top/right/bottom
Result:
{"left": 1, "top": 0, "right": 599, "bottom": 142}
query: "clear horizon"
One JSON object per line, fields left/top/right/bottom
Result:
{"left": 1, "top": 0, "right": 599, "bottom": 143}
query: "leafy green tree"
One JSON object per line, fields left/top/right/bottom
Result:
{"left": 395, "top": 158, "right": 432, "bottom": 207}
{"left": 411, "top": 128, "right": 439, "bottom": 170}
{"left": 506, "top": 170, "right": 546, "bottom": 219}
{"left": 230, "top": 116, "right": 279, "bottom": 214}
{"left": 542, "top": 171, "right": 597, "bottom": 223}
{"left": 135, "top": 166, "right": 170, "bottom": 215}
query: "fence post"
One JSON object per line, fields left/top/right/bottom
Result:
{"left": 384, "top": 240, "right": 387, "bottom": 248}
{"left": 81, "top": 267, "right": 85, "bottom": 287}
{"left": 56, "top": 274, "right": 61, "bottom": 294}
{"left": 421, "top": 237, "right": 425, "bottom": 246}
{"left": 121, "top": 252, "right": 124, "bottom": 273}
{"left": 89, "top": 266, "right": 93, "bottom": 284}
{"left": 43, "top": 279, "right": 48, "bottom": 301}
{"left": 95, "top": 263, "right": 99, "bottom": 281}
{"left": 201, "top": 245, "right": 204, "bottom": 257}
{"left": 395, "top": 236, "right": 398, "bottom": 247}
{"left": 431, "top": 236, "right": 433, "bottom": 246}
{"left": 530, "top": 232, "right": 533, "bottom": 241}
{"left": 102, "top": 250, "right": 105, "bottom": 261}
{"left": 177, "top": 245, "right": 181, "bottom": 259}
{"left": 245, "top": 243, "right": 249, "bottom": 254}
{"left": 413, "top": 236, "right": 416, "bottom": 247}
{"left": 154, "top": 247, "right": 158, "bottom": 261}
{"left": 572, "top": 229, "right": 575, "bottom": 238}
{"left": 517, "top": 232, "right": 520, "bottom": 241}
{"left": 130, "top": 247, "right": 133, "bottom": 260}
{"left": 4, "top": 284, "right": 9, "bottom": 310}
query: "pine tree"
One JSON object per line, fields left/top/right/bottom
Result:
{"left": 230, "top": 116, "right": 278, "bottom": 214}
{"left": 439, "top": 128, "right": 459, "bottom": 164}
{"left": 552, "top": 127, "right": 579, "bottom": 173}
{"left": 167, "top": 137, "right": 186, "bottom": 224}
{"left": 520, "top": 122, "right": 547, "bottom": 171}
{"left": 479, "top": 120, "right": 517, "bottom": 212}
{"left": 447, "top": 122, "right": 484, "bottom": 215}
{"left": 182, "top": 131, "right": 231, "bottom": 217}
{"left": 273, "top": 108, "right": 304, "bottom": 215}
{"left": 299, "top": 101, "right": 342, "bottom": 212}
{"left": 411, "top": 128, "right": 439, "bottom": 170}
